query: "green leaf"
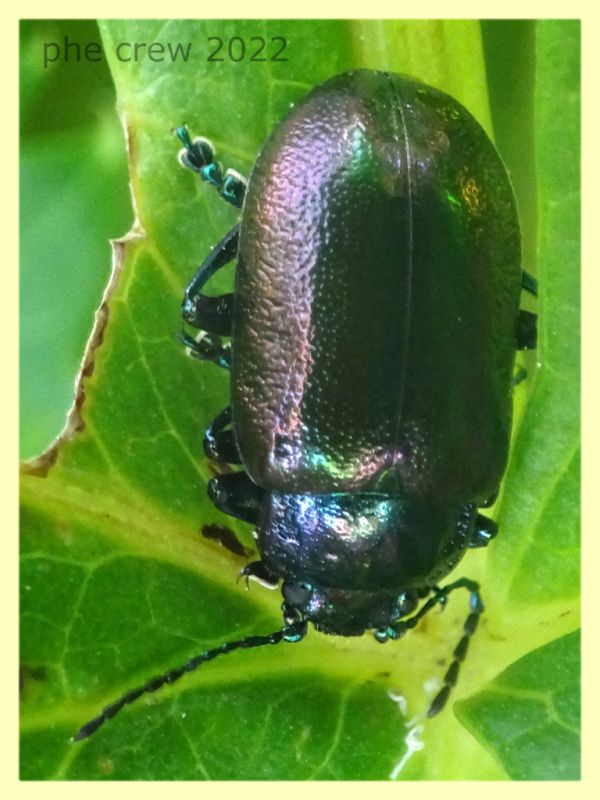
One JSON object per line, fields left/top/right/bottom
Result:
{"left": 453, "top": 21, "right": 580, "bottom": 781}
{"left": 456, "top": 631, "right": 581, "bottom": 780}
{"left": 490, "top": 20, "right": 581, "bottom": 611}
{"left": 20, "top": 20, "right": 579, "bottom": 780}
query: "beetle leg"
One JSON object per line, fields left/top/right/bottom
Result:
{"left": 175, "top": 125, "right": 247, "bottom": 208}
{"left": 512, "top": 365, "right": 528, "bottom": 387}
{"left": 517, "top": 309, "right": 537, "bottom": 350}
{"left": 180, "top": 330, "right": 231, "bottom": 370}
{"left": 240, "top": 560, "right": 280, "bottom": 589}
{"left": 204, "top": 406, "right": 242, "bottom": 464}
{"left": 208, "top": 471, "right": 266, "bottom": 526}
{"left": 182, "top": 224, "right": 239, "bottom": 336}
{"left": 518, "top": 271, "right": 538, "bottom": 350}
{"left": 469, "top": 513, "right": 498, "bottom": 548}
{"left": 385, "top": 578, "right": 484, "bottom": 717}
{"left": 521, "top": 270, "right": 538, "bottom": 296}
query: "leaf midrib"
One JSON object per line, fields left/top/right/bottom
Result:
{"left": 20, "top": 472, "right": 253, "bottom": 597}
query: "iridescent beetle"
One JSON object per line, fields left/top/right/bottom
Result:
{"left": 75, "top": 70, "right": 537, "bottom": 741}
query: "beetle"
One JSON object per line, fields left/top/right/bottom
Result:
{"left": 74, "top": 69, "right": 537, "bottom": 741}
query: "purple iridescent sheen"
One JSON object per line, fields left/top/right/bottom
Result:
{"left": 232, "top": 70, "right": 520, "bottom": 507}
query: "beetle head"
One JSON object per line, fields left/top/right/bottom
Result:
{"left": 281, "top": 582, "right": 419, "bottom": 637}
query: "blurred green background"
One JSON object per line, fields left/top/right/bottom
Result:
{"left": 20, "top": 20, "right": 132, "bottom": 458}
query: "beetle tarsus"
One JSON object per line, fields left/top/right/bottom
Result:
{"left": 176, "top": 125, "right": 247, "bottom": 208}
{"left": 517, "top": 309, "right": 537, "bottom": 351}
{"left": 521, "top": 270, "right": 538, "bottom": 297}
{"left": 204, "top": 406, "right": 242, "bottom": 464}
{"left": 240, "top": 560, "right": 280, "bottom": 589}
{"left": 180, "top": 330, "right": 231, "bottom": 370}
{"left": 207, "top": 472, "right": 266, "bottom": 525}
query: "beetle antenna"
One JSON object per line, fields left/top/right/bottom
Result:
{"left": 379, "top": 578, "right": 484, "bottom": 718}
{"left": 425, "top": 579, "right": 484, "bottom": 717}
{"left": 72, "top": 619, "right": 307, "bottom": 742}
